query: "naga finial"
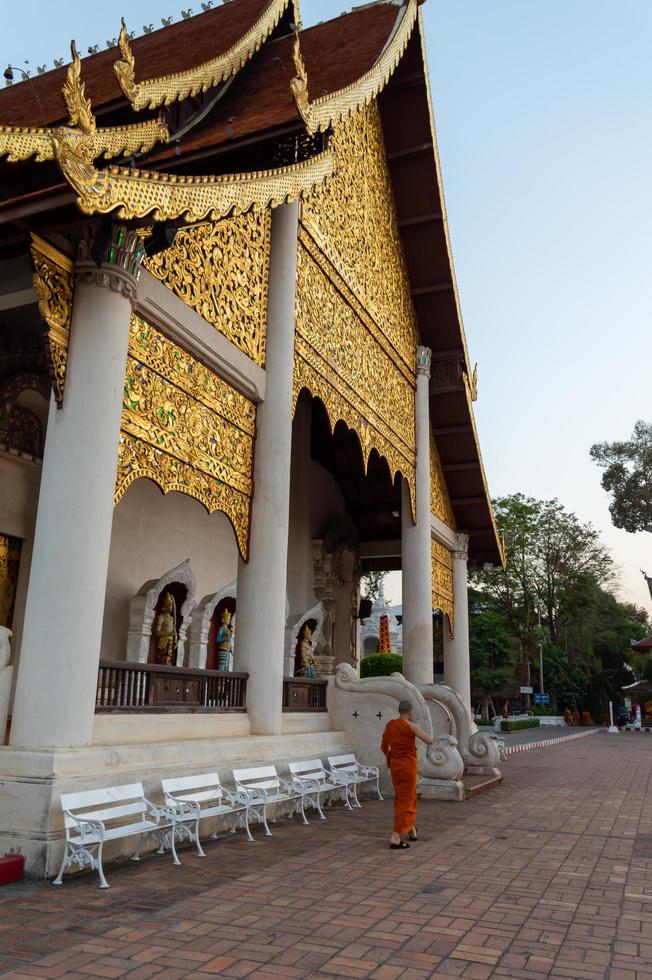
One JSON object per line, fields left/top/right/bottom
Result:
{"left": 62, "top": 40, "right": 95, "bottom": 135}
{"left": 290, "top": 32, "right": 313, "bottom": 133}
{"left": 114, "top": 17, "right": 138, "bottom": 104}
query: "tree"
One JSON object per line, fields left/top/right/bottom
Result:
{"left": 469, "top": 590, "right": 516, "bottom": 711}
{"left": 361, "top": 571, "right": 386, "bottom": 602}
{"left": 590, "top": 420, "right": 652, "bottom": 533}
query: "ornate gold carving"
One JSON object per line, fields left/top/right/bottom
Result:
{"left": 291, "top": 0, "right": 417, "bottom": 134}
{"left": 30, "top": 234, "right": 74, "bottom": 408}
{"left": 430, "top": 433, "right": 456, "bottom": 530}
{"left": 115, "top": 0, "right": 291, "bottom": 111}
{"left": 301, "top": 104, "right": 418, "bottom": 374}
{"left": 0, "top": 42, "right": 168, "bottom": 163}
{"left": 116, "top": 317, "right": 255, "bottom": 558}
{"left": 294, "top": 103, "right": 418, "bottom": 512}
{"left": 0, "top": 534, "right": 22, "bottom": 630}
{"left": 432, "top": 538, "right": 454, "bottom": 636}
{"left": 144, "top": 212, "right": 271, "bottom": 367}
{"left": 53, "top": 134, "right": 333, "bottom": 221}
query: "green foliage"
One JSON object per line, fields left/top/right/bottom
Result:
{"left": 360, "top": 653, "right": 403, "bottom": 678}
{"left": 501, "top": 718, "right": 540, "bottom": 732}
{"left": 590, "top": 420, "right": 652, "bottom": 534}
{"left": 361, "top": 571, "right": 386, "bottom": 602}
{"left": 469, "top": 493, "right": 650, "bottom": 720}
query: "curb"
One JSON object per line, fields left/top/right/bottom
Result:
{"left": 501, "top": 728, "right": 600, "bottom": 758}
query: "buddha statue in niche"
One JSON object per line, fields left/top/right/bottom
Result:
{"left": 297, "top": 624, "right": 316, "bottom": 679}
{"left": 155, "top": 592, "right": 177, "bottom": 666}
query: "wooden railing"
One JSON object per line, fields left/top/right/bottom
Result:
{"left": 96, "top": 661, "right": 248, "bottom": 712}
{"left": 282, "top": 676, "right": 328, "bottom": 712}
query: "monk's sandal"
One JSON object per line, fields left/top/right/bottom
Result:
{"left": 390, "top": 841, "right": 410, "bottom": 849}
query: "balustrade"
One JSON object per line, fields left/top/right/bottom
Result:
{"left": 96, "top": 660, "right": 247, "bottom": 712}
{"left": 282, "top": 676, "right": 328, "bottom": 712}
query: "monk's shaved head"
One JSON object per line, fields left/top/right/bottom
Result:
{"left": 398, "top": 700, "right": 411, "bottom": 716}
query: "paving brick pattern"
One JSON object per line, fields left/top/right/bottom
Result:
{"left": 1, "top": 732, "right": 652, "bottom": 979}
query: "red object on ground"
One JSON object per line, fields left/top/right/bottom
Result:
{"left": 0, "top": 854, "right": 24, "bottom": 885}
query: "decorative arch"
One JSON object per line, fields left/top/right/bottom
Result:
{"left": 115, "top": 316, "right": 255, "bottom": 560}
{"left": 432, "top": 538, "right": 454, "bottom": 637}
{"left": 126, "top": 559, "right": 197, "bottom": 666}
{"left": 284, "top": 601, "right": 326, "bottom": 677}
{"left": 0, "top": 371, "right": 50, "bottom": 458}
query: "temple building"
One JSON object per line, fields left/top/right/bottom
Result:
{"left": 0, "top": 0, "right": 503, "bottom": 875}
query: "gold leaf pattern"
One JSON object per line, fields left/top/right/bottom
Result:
{"left": 430, "top": 432, "right": 456, "bottom": 529}
{"left": 30, "top": 234, "right": 74, "bottom": 408}
{"left": 294, "top": 103, "right": 417, "bottom": 513}
{"left": 432, "top": 537, "right": 454, "bottom": 635}
{"left": 144, "top": 212, "right": 271, "bottom": 367}
{"left": 116, "top": 317, "right": 255, "bottom": 558}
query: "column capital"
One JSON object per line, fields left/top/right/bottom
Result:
{"left": 453, "top": 532, "right": 469, "bottom": 561}
{"left": 76, "top": 224, "right": 148, "bottom": 301}
{"left": 416, "top": 345, "right": 432, "bottom": 378}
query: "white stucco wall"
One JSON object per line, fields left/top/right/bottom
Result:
{"left": 100, "top": 479, "right": 239, "bottom": 663}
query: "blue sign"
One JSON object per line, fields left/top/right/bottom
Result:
{"left": 534, "top": 693, "right": 551, "bottom": 705}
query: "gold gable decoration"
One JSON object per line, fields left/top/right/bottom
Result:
{"left": 294, "top": 103, "right": 418, "bottom": 515}
{"left": 144, "top": 212, "right": 271, "bottom": 368}
{"left": 430, "top": 433, "right": 456, "bottom": 529}
{"left": 0, "top": 42, "right": 168, "bottom": 164}
{"left": 291, "top": 0, "right": 418, "bottom": 135}
{"left": 116, "top": 316, "right": 255, "bottom": 558}
{"left": 115, "top": 0, "right": 294, "bottom": 111}
{"left": 432, "top": 538, "right": 454, "bottom": 636}
{"left": 30, "top": 235, "right": 74, "bottom": 408}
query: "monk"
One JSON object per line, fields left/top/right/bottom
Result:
{"left": 381, "top": 700, "right": 433, "bottom": 850}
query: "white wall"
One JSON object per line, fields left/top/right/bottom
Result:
{"left": 100, "top": 479, "right": 239, "bottom": 663}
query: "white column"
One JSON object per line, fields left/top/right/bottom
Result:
{"left": 401, "top": 345, "right": 433, "bottom": 686}
{"left": 234, "top": 202, "right": 299, "bottom": 735}
{"left": 10, "top": 243, "right": 140, "bottom": 749}
{"left": 443, "top": 533, "right": 471, "bottom": 711}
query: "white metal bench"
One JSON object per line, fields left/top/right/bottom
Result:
{"left": 161, "top": 772, "right": 258, "bottom": 854}
{"left": 53, "top": 782, "right": 174, "bottom": 888}
{"left": 327, "top": 753, "right": 383, "bottom": 807}
{"left": 233, "top": 765, "right": 308, "bottom": 836}
{"left": 288, "top": 758, "right": 352, "bottom": 819}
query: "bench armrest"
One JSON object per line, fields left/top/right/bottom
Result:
{"left": 142, "top": 796, "right": 176, "bottom": 824}
{"left": 358, "top": 765, "right": 379, "bottom": 778}
{"left": 278, "top": 777, "right": 296, "bottom": 796}
{"left": 66, "top": 811, "right": 105, "bottom": 843}
{"left": 170, "top": 797, "right": 201, "bottom": 819}
{"left": 226, "top": 789, "right": 251, "bottom": 809}
{"left": 331, "top": 770, "right": 355, "bottom": 787}
{"left": 237, "top": 785, "right": 268, "bottom": 805}
{"left": 292, "top": 775, "right": 321, "bottom": 794}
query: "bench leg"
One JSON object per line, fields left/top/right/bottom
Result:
{"left": 244, "top": 809, "right": 255, "bottom": 843}
{"left": 315, "top": 794, "right": 326, "bottom": 821}
{"left": 298, "top": 795, "right": 309, "bottom": 826}
{"left": 169, "top": 828, "right": 181, "bottom": 866}
{"left": 262, "top": 803, "right": 272, "bottom": 837}
{"left": 132, "top": 833, "right": 144, "bottom": 861}
{"left": 96, "top": 841, "right": 110, "bottom": 889}
{"left": 195, "top": 818, "right": 206, "bottom": 858}
{"left": 343, "top": 786, "right": 353, "bottom": 810}
{"left": 375, "top": 774, "right": 384, "bottom": 801}
{"left": 52, "top": 842, "right": 70, "bottom": 886}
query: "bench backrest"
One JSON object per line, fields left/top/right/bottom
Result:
{"left": 327, "top": 753, "right": 359, "bottom": 774}
{"left": 161, "top": 772, "right": 224, "bottom": 807}
{"left": 233, "top": 765, "right": 280, "bottom": 793}
{"left": 288, "top": 759, "right": 328, "bottom": 781}
{"left": 59, "top": 782, "right": 146, "bottom": 831}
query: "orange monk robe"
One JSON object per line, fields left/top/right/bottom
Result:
{"left": 381, "top": 717, "right": 417, "bottom": 834}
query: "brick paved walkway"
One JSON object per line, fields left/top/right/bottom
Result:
{"left": 1, "top": 732, "right": 652, "bottom": 979}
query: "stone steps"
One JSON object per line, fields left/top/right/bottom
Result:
{"left": 463, "top": 772, "right": 503, "bottom": 799}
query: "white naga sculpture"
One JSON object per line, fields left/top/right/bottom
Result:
{"left": 419, "top": 683, "right": 502, "bottom": 777}
{"left": 331, "top": 664, "right": 465, "bottom": 800}
{"left": 126, "top": 559, "right": 197, "bottom": 666}
{"left": 0, "top": 626, "right": 13, "bottom": 744}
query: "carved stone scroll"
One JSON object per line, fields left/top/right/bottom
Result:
{"left": 30, "top": 234, "right": 74, "bottom": 408}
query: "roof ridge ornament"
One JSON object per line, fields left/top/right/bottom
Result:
{"left": 291, "top": 0, "right": 418, "bottom": 134}
{"left": 52, "top": 132, "right": 335, "bottom": 221}
{"left": 115, "top": 0, "right": 292, "bottom": 111}
{"left": 0, "top": 40, "right": 169, "bottom": 164}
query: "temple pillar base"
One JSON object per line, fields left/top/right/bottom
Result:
{"left": 466, "top": 764, "right": 502, "bottom": 778}
{"left": 419, "top": 776, "right": 465, "bottom": 802}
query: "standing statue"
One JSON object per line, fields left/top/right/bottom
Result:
{"left": 215, "top": 608, "right": 234, "bottom": 672}
{"left": 0, "top": 627, "right": 13, "bottom": 744}
{"left": 154, "top": 592, "right": 177, "bottom": 666}
{"left": 297, "top": 624, "right": 316, "bottom": 678}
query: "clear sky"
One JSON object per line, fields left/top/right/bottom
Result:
{"left": 3, "top": 1, "right": 651, "bottom": 614}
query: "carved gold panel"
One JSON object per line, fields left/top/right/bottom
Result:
{"left": 144, "top": 212, "right": 271, "bottom": 367}
{"left": 432, "top": 538, "right": 454, "bottom": 636}
{"left": 30, "top": 234, "right": 74, "bottom": 408}
{"left": 430, "top": 433, "right": 456, "bottom": 530}
{"left": 294, "top": 103, "right": 418, "bottom": 513}
{"left": 116, "top": 316, "right": 255, "bottom": 558}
